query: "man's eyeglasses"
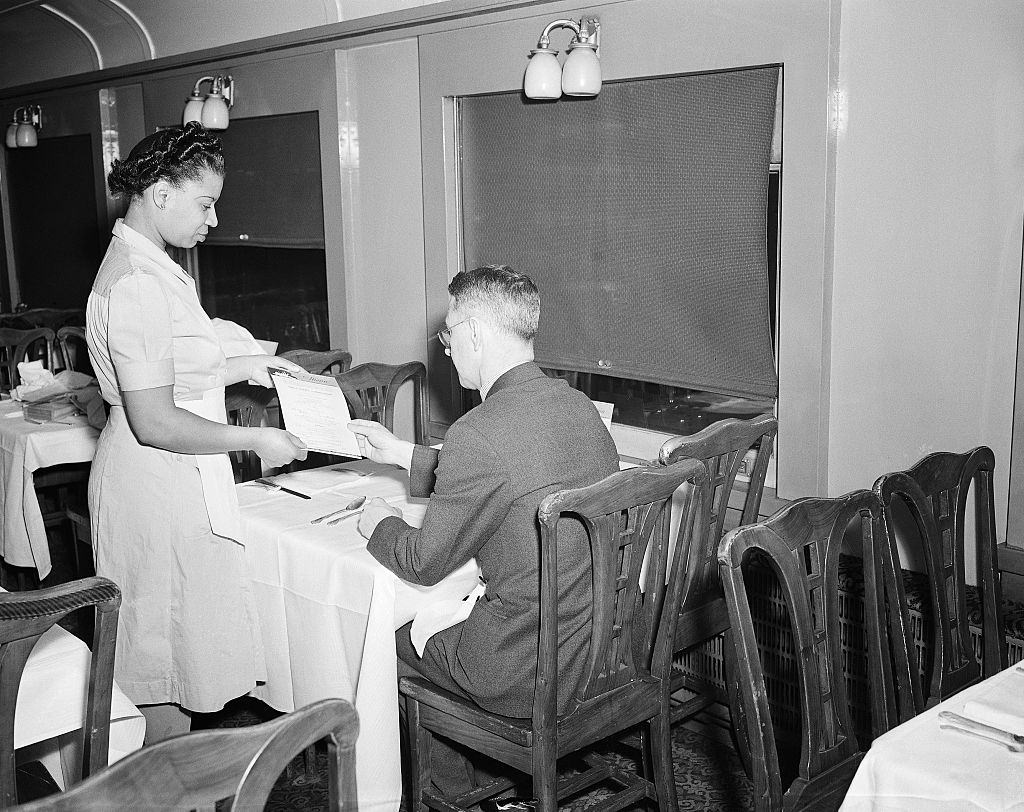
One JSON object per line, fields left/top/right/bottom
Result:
{"left": 435, "top": 318, "right": 471, "bottom": 349}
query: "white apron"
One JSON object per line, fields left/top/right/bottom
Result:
{"left": 177, "top": 385, "right": 242, "bottom": 543}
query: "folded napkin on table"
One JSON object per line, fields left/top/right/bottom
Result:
{"left": 269, "top": 466, "right": 369, "bottom": 495}
{"left": 963, "top": 694, "right": 1024, "bottom": 736}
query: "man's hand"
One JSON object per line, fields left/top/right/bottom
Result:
{"left": 357, "top": 497, "right": 402, "bottom": 539}
{"left": 348, "top": 419, "right": 415, "bottom": 470}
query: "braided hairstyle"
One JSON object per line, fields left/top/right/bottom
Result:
{"left": 107, "top": 121, "right": 224, "bottom": 200}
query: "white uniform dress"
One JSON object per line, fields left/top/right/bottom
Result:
{"left": 86, "top": 219, "right": 265, "bottom": 712}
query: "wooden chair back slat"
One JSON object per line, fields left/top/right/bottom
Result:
{"left": 718, "top": 490, "right": 906, "bottom": 811}
{"left": 0, "top": 577, "right": 121, "bottom": 808}
{"left": 874, "top": 446, "right": 1006, "bottom": 715}
{"left": 17, "top": 698, "right": 359, "bottom": 811}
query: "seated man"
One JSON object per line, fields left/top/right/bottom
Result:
{"left": 349, "top": 264, "right": 619, "bottom": 721}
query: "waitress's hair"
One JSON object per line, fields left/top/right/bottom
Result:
{"left": 107, "top": 121, "right": 224, "bottom": 199}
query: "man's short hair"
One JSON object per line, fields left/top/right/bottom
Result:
{"left": 448, "top": 265, "right": 540, "bottom": 342}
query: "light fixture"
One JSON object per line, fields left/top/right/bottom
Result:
{"left": 524, "top": 17, "right": 601, "bottom": 100}
{"left": 5, "top": 106, "right": 41, "bottom": 149}
{"left": 182, "top": 75, "right": 234, "bottom": 130}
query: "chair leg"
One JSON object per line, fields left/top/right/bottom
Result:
{"left": 407, "top": 698, "right": 431, "bottom": 812}
{"left": 650, "top": 713, "right": 679, "bottom": 812}
{"left": 532, "top": 743, "right": 558, "bottom": 812}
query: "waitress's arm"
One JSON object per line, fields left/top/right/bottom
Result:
{"left": 122, "top": 384, "right": 306, "bottom": 467}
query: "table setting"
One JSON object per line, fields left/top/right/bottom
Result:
{"left": 840, "top": 662, "right": 1024, "bottom": 811}
{"left": 237, "top": 459, "right": 482, "bottom": 812}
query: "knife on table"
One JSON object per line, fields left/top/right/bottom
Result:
{"left": 938, "top": 710, "right": 1024, "bottom": 752}
{"left": 254, "top": 477, "right": 311, "bottom": 499}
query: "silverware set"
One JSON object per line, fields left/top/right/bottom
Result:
{"left": 311, "top": 495, "right": 367, "bottom": 525}
{"left": 938, "top": 710, "right": 1024, "bottom": 752}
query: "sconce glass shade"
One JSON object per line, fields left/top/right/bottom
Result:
{"left": 183, "top": 92, "right": 205, "bottom": 125}
{"left": 201, "top": 93, "right": 229, "bottom": 130}
{"left": 4, "top": 123, "right": 17, "bottom": 149}
{"left": 15, "top": 122, "right": 37, "bottom": 148}
{"left": 561, "top": 42, "right": 601, "bottom": 97}
{"left": 524, "top": 48, "right": 562, "bottom": 99}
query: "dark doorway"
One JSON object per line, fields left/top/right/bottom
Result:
{"left": 6, "top": 134, "right": 102, "bottom": 309}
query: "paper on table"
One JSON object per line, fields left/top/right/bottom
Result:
{"left": 271, "top": 369, "right": 363, "bottom": 457}
{"left": 963, "top": 696, "right": 1024, "bottom": 736}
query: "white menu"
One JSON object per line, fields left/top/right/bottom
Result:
{"left": 270, "top": 369, "right": 363, "bottom": 457}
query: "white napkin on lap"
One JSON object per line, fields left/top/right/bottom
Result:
{"left": 963, "top": 697, "right": 1024, "bottom": 736}
{"left": 410, "top": 575, "right": 487, "bottom": 656}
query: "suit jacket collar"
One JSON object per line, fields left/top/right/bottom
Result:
{"left": 487, "top": 361, "right": 545, "bottom": 397}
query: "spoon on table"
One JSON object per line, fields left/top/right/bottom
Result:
{"left": 311, "top": 495, "right": 367, "bottom": 525}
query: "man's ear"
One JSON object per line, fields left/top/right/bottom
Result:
{"left": 470, "top": 317, "right": 484, "bottom": 351}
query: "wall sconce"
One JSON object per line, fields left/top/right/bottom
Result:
{"left": 524, "top": 17, "right": 601, "bottom": 100}
{"left": 182, "top": 75, "right": 234, "bottom": 130}
{"left": 5, "top": 105, "right": 42, "bottom": 149}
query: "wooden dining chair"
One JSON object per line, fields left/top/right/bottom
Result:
{"left": 874, "top": 446, "right": 1006, "bottom": 716}
{"left": 0, "top": 577, "right": 121, "bottom": 807}
{"left": 657, "top": 413, "right": 777, "bottom": 734}
{"left": 0, "top": 328, "right": 55, "bottom": 392}
{"left": 333, "top": 361, "right": 429, "bottom": 445}
{"left": 717, "top": 490, "right": 909, "bottom": 812}
{"left": 279, "top": 348, "right": 352, "bottom": 376}
{"left": 401, "top": 458, "right": 710, "bottom": 812}
{"left": 16, "top": 698, "right": 359, "bottom": 811}
{"left": 224, "top": 383, "right": 277, "bottom": 482}
{"left": 55, "top": 326, "right": 93, "bottom": 377}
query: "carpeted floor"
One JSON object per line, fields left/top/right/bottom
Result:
{"left": 191, "top": 696, "right": 753, "bottom": 811}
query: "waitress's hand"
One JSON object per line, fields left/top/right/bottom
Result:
{"left": 252, "top": 428, "right": 308, "bottom": 467}
{"left": 246, "top": 355, "right": 306, "bottom": 388}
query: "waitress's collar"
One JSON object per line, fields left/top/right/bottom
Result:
{"left": 111, "top": 218, "right": 194, "bottom": 286}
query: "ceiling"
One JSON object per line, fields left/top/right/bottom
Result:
{"left": 0, "top": 0, "right": 404, "bottom": 91}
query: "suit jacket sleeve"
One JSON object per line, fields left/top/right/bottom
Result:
{"left": 368, "top": 420, "right": 511, "bottom": 586}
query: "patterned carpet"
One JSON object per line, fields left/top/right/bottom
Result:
{"left": 192, "top": 697, "right": 754, "bottom": 811}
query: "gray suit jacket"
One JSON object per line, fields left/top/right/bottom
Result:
{"left": 368, "top": 361, "right": 619, "bottom": 717}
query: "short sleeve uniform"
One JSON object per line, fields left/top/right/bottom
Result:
{"left": 86, "top": 219, "right": 264, "bottom": 712}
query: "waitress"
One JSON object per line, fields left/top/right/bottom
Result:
{"left": 87, "top": 122, "right": 308, "bottom": 742}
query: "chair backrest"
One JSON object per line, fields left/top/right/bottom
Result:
{"left": 279, "top": 348, "right": 352, "bottom": 376}
{"left": 718, "top": 490, "right": 906, "bottom": 812}
{"left": 0, "top": 577, "right": 121, "bottom": 807}
{"left": 535, "top": 459, "right": 709, "bottom": 728}
{"left": 873, "top": 446, "right": 1006, "bottom": 713}
{"left": 658, "top": 413, "right": 777, "bottom": 640}
{"left": 224, "top": 383, "right": 277, "bottom": 482}
{"left": 333, "top": 361, "right": 429, "bottom": 445}
{"left": 56, "top": 325, "right": 93, "bottom": 376}
{"left": 0, "top": 327, "right": 54, "bottom": 391}
{"left": 17, "top": 698, "right": 359, "bottom": 812}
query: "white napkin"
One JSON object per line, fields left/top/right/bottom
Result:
{"left": 14, "top": 363, "right": 95, "bottom": 402}
{"left": 270, "top": 466, "right": 369, "bottom": 495}
{"left": 963, "top": 697, "right": 1024, "bottom": 736}
{"left": 410, "top": 574, "right": 487, "bottom": 656}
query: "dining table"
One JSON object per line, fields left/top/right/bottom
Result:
{"left": 14, "top": 617, "right": 145, "bottom": 790}
{"left": 0, "top": 400, "right": 100, "bottom": 578}
{"left": 237, "top": 459, "right": 482, "bottom": 812}
{"left": 840, "top": 660, "right": 1024, "bottom": 811}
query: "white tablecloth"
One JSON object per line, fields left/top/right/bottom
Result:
{"left": 15, "top": 622, "right": 145, "bottom": 788}
{"left": 238, "top": 460, "right": 482, "bottom": 812}
{"left": 840, "top": 663, "right": 1024, "bottom": 811}
{"left": 0, "top": 401, "right": 100, "bottom": 577}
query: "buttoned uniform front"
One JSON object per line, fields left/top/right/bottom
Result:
{"left": 85, "top": 219, "right": 264, "bottom": 712}
{"left": 368, "top": 361, "right": 620, "bottom": 718}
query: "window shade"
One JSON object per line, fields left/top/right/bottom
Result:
{"left": 459, "top": 66, "right": 779, "bottom": 399}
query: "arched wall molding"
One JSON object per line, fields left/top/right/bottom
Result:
{"left": 104, "top": 0, "right": 156, "bottom": 60}
{"left": 39, "top": 4, "right": 102, "bottom": 70}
